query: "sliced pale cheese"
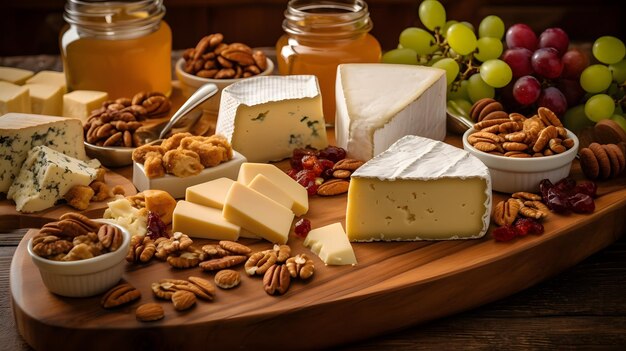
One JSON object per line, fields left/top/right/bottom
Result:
{"left": 346, "top": 135, "right": 492, "bottom": 241}
{"left": 223, "top": 182, "right": 294, "bottom": 244}
{"left": 26, "top": 71, "right": 67, "bottom": 93}
{"left": 23, "top": 83, "right": 63, "bottom": 115}
{"left": 0, "top": 113, "right": 88, "bottom": 193}
{"left": 103, "top": 198, "right": 148, "bottom": 237}
{"left": 172, "top": 200, "right": 240, "bottom": 240}
{"left": 303, "top": 222, "right": 357, "bottom": 265}
{"left": 62, "top": 90, "right": 108, "bottom": 123}
{"left": 7, "top": 145, "right": 100, "bottom": 213}
{"left": 335, "top": 63, "right": 446, "bottom": 161}
{"left": 133, "top": 150, "right": 246, "bottom": 199}
{"left": 0, "top": 67, "right": 34, "bottom": 85}
{"left": 237, "top": 163, "right": 308, "bottom": 216}
{"left": 215, "top": 75, "right": 328, "bottom": 163}
{"left": 186, "top": 177, "right": 235, "bottom": 209}
{"left": 248, "top": 174, "right": 294, "bottom": 211}
{"left": 0, "top": 81, "right": 30, "bottom": 114}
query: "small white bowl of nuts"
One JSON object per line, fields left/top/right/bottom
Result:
{"left": 27, "top": 215, "right": 131, "bottom": 298}
{"left": 462, "top": 107, "right": 579, "bottom": 193}
{"left": 175, "top": 33, "right": 274, "bottom": 114}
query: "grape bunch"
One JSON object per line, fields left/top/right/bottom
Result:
{"left": 382, "top": 0, "right": 512, "bottom": 118}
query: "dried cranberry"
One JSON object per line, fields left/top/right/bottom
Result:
{"left": 546, "top": 187, "right": 570, "bottom": 214}
{"left": 294, "top": 218, "right": 312, "bottom": 238}
{"left": 514, "top": 218, "right": 544, "bottom": 236}
{"left": 554, "top": 177, "right": 577, "bottom": 195}
{"left": 146, "top": 211, "right": 168, "bottom": 240}
{"left": 304, "top": 180, "right": 319, "bottom": 195}
{"left": 287, "top": 168, "right": 299, "bottom": 180}
{"left": 290, "top": 157, "right": 303, "bottom": 171}
{"left": 318, "top": 158, "right": 335, "bottom": 171}
{"left": 318, "top": 146, "right": 347, "bottom": 162}
{"left": 567, "top": 193, "right": 595, "bottom": 213}
{"left": 493, "top": 225, "right": 519, "bottom": 242}
{"left": 575, "top": 181, "right": 598, "bottom": 198}
{"left": 296, "top": 169, "right": 317, "bottom": 187}
{"left": 539, "top": 179, "right": 554, "bottom": 203}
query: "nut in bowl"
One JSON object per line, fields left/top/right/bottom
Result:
{"left": 27, "top": 218, "right": 131, "bottom": 298}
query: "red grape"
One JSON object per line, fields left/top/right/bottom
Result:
{"left": 538, "top": 27, "right": 569, "bottom": 56}
{"left": 531, "top": 48, "right": 563, "bottom": 79}
{"left": 561, "top": 49, "right": 590, "bottom": 79}
{"left": 537, "top": 86, "right": 568, "bottom": 116}
{"left": 505, "top": 24, "right": 538, "bottom": 51}
{"left": 502, "top": 48, "right": 534, "bottom": 78}
{"left": 556, "top": 79, "right": 585, "bottom": 107}
{"left": 513, "top": 76, "right": 541, "bottom": 105}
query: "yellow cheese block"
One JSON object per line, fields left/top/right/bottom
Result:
{"left": 0, "top": 67, "right": 34, "bottom": 85}
{"left": 223, "top": 182, "right": 294, "bottom": 244}
{"left": 185, "top": 177, "right": 235, "bottom": 209}
{"left": 26, "top": 71, "right": 67, "bottom": 93}
{"left": 237, "top": 163, "right": 308, "bottom": 216}
{"left": 303, "top": 222, "right": 357, "bottom": 265}
{"left": 172, "top": 200, "right": 240, "bottom": 240}
{"left": 248, "top": 174, "right": 294, "bottom": 211}
{"left": 63, "top": 90, "right": 108, "bottom": 123}
{"left": 23, "top": 83, "right": 63, "bottom": 115}
{"left": 0, "top": 81, "right": 30, "bottom": 114}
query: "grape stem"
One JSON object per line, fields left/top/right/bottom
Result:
{"left": 429, "top": 27, "right": 479, "bottom": 87}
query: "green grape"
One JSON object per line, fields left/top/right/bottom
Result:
{"left": 563, "top": 105, "right": 594, "bottom": 132}
{"left": 580, "top": 64, "right": 612, "bottom": 93}
{"left": 460, "top": 21, "right": 475, "bottom": 32}
{"left": 478, "top": 15, "right": 505, "bottom": 39}
{"left": 467, "top": 73, "right": 495, "bottom": 103}
{"left": 399, "top": 27, "right": 437, "bottom": 55}
{"left": 446, "top": 23, "right": 477, "bottom": 55}
{"left": 474, "top": 37, "right": 503, "bottom": 62}
{"left": 610, "top": 114, "right": 626, "bottom": 132}
{"left": 419, "top": 0, "right": 446, "bottom": 32}
{"left": 432, "top": 58, "right": 459, "bottom": 85}
{"left": 592, "top": 36, "right": 626, "bottom": 65}
{"left": 426, "top": 54, "right": 443, "bottom": 66}
{"left": 441, "top": 20, "right": 458, "bottom": 38}
{"left": 452, "top": 99, "right": 473, "bottom": 117}
{"left": 479, "top": 59, "right": 512, "bottom": 88}
{"left": 382, "top": 48, "right": 418, "bottom": 65}
{"left": 609, "top": 59, "right": 626, "bottom": 84}
{"left": 448, "top": 80, "right": 469, "bottom": 101}
{"left": 584, "top": 94, "right": 615, "bottom": 122}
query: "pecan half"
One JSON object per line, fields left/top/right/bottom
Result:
{"left": 492, "top": 198, "right": 522, "bottom": 227}
{"left": 219, "top": 240, "right": 252, "bottom": 255}
{"left": 101, "top": 283, "right": 141, "bottom": 309}
{"left": 97, "top": 224, "right": 123, "bottom": 251}
{"left": 272, "top": 244, "right": 291, "bottom": 263}
{"left": 245, "top": 251, "right": 277, "bottom": 276}
{"left": 32, "top": 235, "right": 73, "bottom": 257}
{"left": 317, "top": 179, "right": 349, "bottom": 196}
{"left": 263, "top": 264, "right": 291, "bottom": 296}
{"left": 286, "top": 254, "right": 315, "bottom": 280}
{"left": 199, "top": 255, "right": 247, "bottom": 271}
{"left": 333, "top": 158, "right": 364, "bottom": 172}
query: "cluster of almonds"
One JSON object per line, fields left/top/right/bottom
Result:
{"left": 579, "top": 142, "right": 626, "bottom": 180}
{"left": 132, "top": 133, "right": 233, "bottom": 178}
{"left": 182, "top": 33, "right": 268, "bottom": 79}
{"left": 84, "top": 92, "right": 171, "bottom": 147}
{"left": 63, "top": 169, "right": 125, "bottom": 210}
{"left": 492, "top": 192, "right": 551, "bottom": 227}
{"left": 32, "top": 213, "right": 122, "bottom": 261}
{"left": 467, "top": 102, "right": 575, "bottom": 158}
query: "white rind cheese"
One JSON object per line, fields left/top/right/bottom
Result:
{"left": 303, "top": 222, "right": 357, "bottom": 266}
{"left": 215, "top": 75, "right": 328, "bottom": 162}
{"left": 0, "top": 113, "right": 88, "bottom": 194}
{"left": 335, "top": 63, "right": 447, "bottom": 161}
{"left": 7, "top": 145, "right": 100, "bottom": 213}
{"left": 346, "top": 135, "right": 492, "bottom": 241}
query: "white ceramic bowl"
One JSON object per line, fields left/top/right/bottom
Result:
{"left": 175, "top": 56, "right": 274, "bottom": 114}
{"left": 27, "top": 219, "right": 131, "bottom": 298}
{"left": 462, "top": 128, "right": 579, "bottom": 193}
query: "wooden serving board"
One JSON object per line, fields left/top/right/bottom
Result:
{"left": 10, "top": 159, "right": 626, "bottom": 350}
{"left": 0, "top": 169, "right": 136, "bottom": 231}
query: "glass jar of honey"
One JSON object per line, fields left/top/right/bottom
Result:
{"left": 276, "top": 0, "right": 381, "bottom": 125}
{"left": 61, "top": 0, "right": 172, "bottom": 99}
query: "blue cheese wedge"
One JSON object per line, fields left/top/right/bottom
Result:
{"left": 7, "top": 145, "right": 100, "bottom": 213}
{"left": 0, "top": 113, "right": 88, "bottom": 194}
{"left": 215, "top": 75, "right": 328, "bottom": 162}
{"left": 346, "top": 135, "right": 492, "bottom": 241}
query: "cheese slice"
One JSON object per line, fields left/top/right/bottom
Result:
{"left": 248, "top": 174, "right": 294, "bottom": 211}
{"left": 0, "top": 81, "right": 30, "bottom": 114}
{"left": 23, "top": 83, "right": 63, "bottom": 115}
{"left": 7, "top": 145, "right": 100, "bottom": 213}
{"left": 215, "top": 75, "right": 328, "bottom": 162}
{"left": 346, "top": 135, "right": 492, "bottom": 241}
{"left": 0, "top": 113, "right": 88, "bottom": 193}
{"left": 63, "top": 90, "right": 108, "bottom": 122}
{"left": 172, "top": 200, "right": 240, "bottom": 241}
{"left": 186, "top": 177, "right": 235, "bottom": 209}
{"left": 103, "top": 198, "right": 148, "bottom": 237}
{"left": 335, "top": 63, "right": 447, "bottom": 161}
{"left": 303, "top": 222, "right": 357, "bottom": 265}
{"left": 0, "top": 67, "right": 34, "bottom": 85}
{"left": 222, "top": 182, "right": 294, "bottom": 244}
{"left": 237, "top": 163, "right": 308, "bottom": 216}
{"left": 26, "top": 71, "right": 67, "bottom": 93}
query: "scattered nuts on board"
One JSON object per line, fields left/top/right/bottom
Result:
{"left": 171, "top": 290, "right": 196, "bottom": 311}
{"left": 245, "top": 251, "right": 277, "bottom": 276}
{"left": 219, "top": 240, "right": 252, "bottom": 256}
{"left": 101, "top": 283, "right": 141, "bottom": 309}
{"left": 199, "top": 255, "right": 247, "bottom": 271}
{"left": 263, "top": 264, "right": 291, "bottom": 296}
{"left": 135, "top": 303, "right": 164, "bottom": 322}
{"left": 286, "top": 254, "right": 315, "bottom": 280}
{"left": 126, "top": 235, "right": 156, "bottom": 263}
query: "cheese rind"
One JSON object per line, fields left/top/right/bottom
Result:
{"left": 23, "top": 83, "right": 63, "bottom": 115}
{"left": 335, "top": 63, "right": 447, "bottom": 161}
{"left": 303, "top": 222, "right": 357, "bottom": 265}
{"left": 0, "top": 67, "right": 34, "bottom": 85}
{"left": 172, "top": 200, "right": 240, "bottom": 240}
{"left": 223, "top": 182, "right": 294, "bottom": 244}
{"left": 62, "top": 90, "right": 108, "bottom": 122}
{"left": 186, "top": 177, "right": 235, "bottom": 209}
{"left": 26, "top": 71, "right": 67, "bottom": 93}
{"left": 216, "top": 75, "right": 328, "bottom": 163}
{"left": 0, "top": 81, "right": 31, "bottom": 114}
{"left": 346, "top": 135, "right": 492, "bottom": 241}
{"left": 7, "top": 145, "right": 100, "bottom": 213}
{"left": 0, "top": 113, "right": 88, "bottom": 193}
{"left": 237, "top": 163, "right": 308, "bottom": 216}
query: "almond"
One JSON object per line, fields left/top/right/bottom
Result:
{"left": 215, "top": 269, "right": 241, "bottom": 289}
{"left": 136, "top": 303, "right": 164, "bottom": 322}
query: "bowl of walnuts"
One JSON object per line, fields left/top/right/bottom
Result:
{"left": 175, "top": 33, "right": 274, "bottom": 114}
